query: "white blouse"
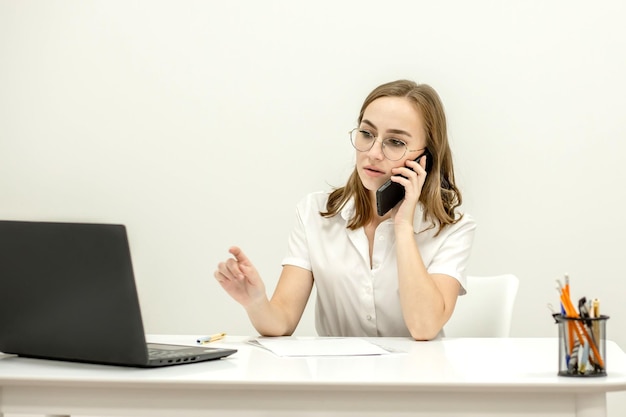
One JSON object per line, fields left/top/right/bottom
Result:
{"left": 282, "top": 191, "right": 476, "bottom": 337}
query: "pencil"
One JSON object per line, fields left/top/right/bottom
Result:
{"left": 196, "top": 332, "right": 227, "bottom": 344}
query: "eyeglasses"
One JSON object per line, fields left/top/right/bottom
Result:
{"left": 349, "top": 128, "right": 424, "bottom": 161}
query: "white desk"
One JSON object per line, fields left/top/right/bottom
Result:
{"left": 1, "top": 336, "right": 626, "bottom": 417}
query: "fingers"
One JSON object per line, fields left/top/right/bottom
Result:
{"left": 216, "top": 258, "right": 244, "bottom": 282}
{"left": 390, "top": 165, "right": 424, "bottom": 182}
{"left": 228, "top": 246, "right": 251, "bottom": 265}
{"left": 215, "top": 247, "right": 253, "bottom": 284}
{"left": 214, "top": 267, "right": 228, "bottom": 283}
{"left": 418, "top": 154, "right": 428, "bottom": 171}
{"left": 405, "top": 157, "right": 427, "bottom": 175}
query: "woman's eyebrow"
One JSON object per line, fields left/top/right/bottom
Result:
{"left": 387, "top": 128, "right": 412, "bottom": 137}
{"left": 361, "top": 119, "right": 412, "bottom": 137}
{"left": 361, "top": 119, "right": 377, "bottom": 130}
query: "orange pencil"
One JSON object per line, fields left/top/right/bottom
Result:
{"left": 560, "top": 276, "right": 575, "bottom": 355}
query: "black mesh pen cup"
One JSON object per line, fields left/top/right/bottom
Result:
{"left": 554, "top": 314, "right": 609, "bottom": 377}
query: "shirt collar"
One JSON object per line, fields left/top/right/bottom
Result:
{"left": 340, "top": 197, "right": 434, "bottom": 234}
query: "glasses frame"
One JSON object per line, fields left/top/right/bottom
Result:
{"left": 349, "top": 128, "right": 424, "bottom": 161}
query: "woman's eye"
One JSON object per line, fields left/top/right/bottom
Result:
{"left": 385, "top": 138, "right": 406, "bottom": 148}
{"left": 359, "top": 130, "right": 375, "bottom": 139}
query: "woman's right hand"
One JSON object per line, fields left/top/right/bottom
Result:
{"left": 214, "top": 246, "right": 267, "bottom": 308}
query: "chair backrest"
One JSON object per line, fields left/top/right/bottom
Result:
{"left": 444, "top": 274, "right": 519, "bottom": 338}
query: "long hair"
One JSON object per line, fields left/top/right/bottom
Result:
{"left": 320, "top": 80, "right": 463, "bottom": 235}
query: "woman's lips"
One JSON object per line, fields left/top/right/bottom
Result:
{"left": 363, "top": 165, "right": 386, "bottom": 177}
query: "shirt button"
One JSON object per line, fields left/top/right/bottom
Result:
{"left": 379, "top": 236, "right": 385, "bottom": 241}
{"left": 366, "top": 315, "right": 372, "bottom": 321}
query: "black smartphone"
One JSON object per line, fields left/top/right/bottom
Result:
{"left": 375, "top": 149, "right": 432, "bottom": 216}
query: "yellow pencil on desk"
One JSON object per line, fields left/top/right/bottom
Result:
{"left": 197, "top": 332, "right": 226, "bottom": 344}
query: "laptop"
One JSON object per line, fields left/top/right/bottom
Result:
{"left": 0, "top": 220, "right": 237, "bottom": 367}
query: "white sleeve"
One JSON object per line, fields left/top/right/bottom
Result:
{"left": 281, "top": 197, "right": 312, "bottom": 271}
{"left": 427, "top": 214, "right": 476, "bottom": 295}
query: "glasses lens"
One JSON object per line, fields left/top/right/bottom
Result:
{"left": 382, "top": 139, "right": 407, "bottom": 161}
{"left": 350, "top": 129, "right": 374, "bottom": 152}
{"left": 349, "top": 129, "right": 407, "bottom": 160}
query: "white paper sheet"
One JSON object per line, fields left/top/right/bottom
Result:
{"left": 247, "top": 337, "right": 391, "bottom": 357}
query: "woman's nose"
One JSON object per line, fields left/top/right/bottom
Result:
{"left": 367, "top": 139, "right": 385, "bottom": 160}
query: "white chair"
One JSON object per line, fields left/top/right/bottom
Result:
{"left": 444, "top": 274, "right": 519, "bottom": 338}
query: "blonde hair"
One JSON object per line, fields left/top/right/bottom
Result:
{"left": 320, "top": 79, "right": 462, "bottom": 235}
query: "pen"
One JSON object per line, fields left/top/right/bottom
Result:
{"left": 197, "top": 332, "right": 226, "bottom": 344}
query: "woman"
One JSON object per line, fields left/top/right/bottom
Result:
{"left": 214, "top": 79, "right": 475, "bottom": 340}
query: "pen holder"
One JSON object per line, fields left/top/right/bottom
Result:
{"left": 554, "top": 314, "right": 609, "bottom": 377}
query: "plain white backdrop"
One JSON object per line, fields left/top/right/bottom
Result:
{"left": 2, "top": 0, "right": 626, "bottom": 413}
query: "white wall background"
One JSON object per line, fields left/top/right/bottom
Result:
{"left": 2, "top": 0, "right": 626, "bottom": 413}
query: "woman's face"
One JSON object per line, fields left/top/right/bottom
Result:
{"left": 355, "top": 96, "right": 427, "bottom": 195}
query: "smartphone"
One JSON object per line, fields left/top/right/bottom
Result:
{"left": 375, "top": 149, "right": 432, "bottom": 216}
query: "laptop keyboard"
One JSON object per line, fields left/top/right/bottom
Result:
{"left": 148, "top": 348, "right": 195, "bottom": 360}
